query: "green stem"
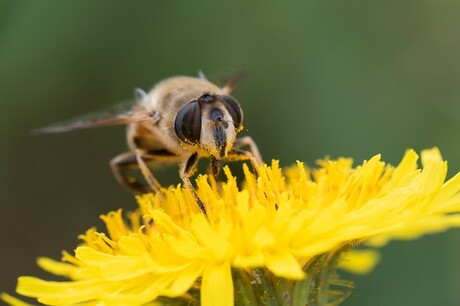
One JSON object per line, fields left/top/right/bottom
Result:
{"left": 251, "top": 268, "right": 281, "bottom": 306}
{"left": 233, "top": 269, "right": 259, "bottom": 306}
{"left": 303, "top": 242, "right": 355, "bottom": 306}
{"left": 233, "top": 242, "right": 356, "bottom": 306}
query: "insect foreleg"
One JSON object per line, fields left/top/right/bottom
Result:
{"left": 233, "top": 136, "right": 263, "bottom": 164}
{"left": 180, "top": 153, "right": 206, "bottom": 215}
{"left": 226, "top": 148, "right": 260, "bottom": 177}
{"left": 210, "top": 157, "right": 221, "bottom": 183}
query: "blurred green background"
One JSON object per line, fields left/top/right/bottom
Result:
{"left": 1, "top": 1, "right": 460, "bottom": 305}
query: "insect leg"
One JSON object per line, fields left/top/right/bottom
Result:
{"left": 110, "top": 152, "right": 149, "bottom": 194}
{"left": 110, "top": 150, "right": 178, "bottom": 195}
{"left": 233, "top": 136, "right": 263, "bottom": 164}
{"left": 209, "top": 157, "right": 221, "bottom": 182}
{"left": 180, "top": 153, "right": 207, "bottom": 215}
{"left": 226, "top": 148, "right": 260, "bottom": 176}
{"left": 135, "top": 150, "right": 162, "bottom": 193}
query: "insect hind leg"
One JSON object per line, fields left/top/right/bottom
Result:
{"left": 180, "top": 153, "right": 207, "bottom": 215}
{"left": 110, "top": 150, "right": 179, "bottom": 195}
{"left": 110, "top": 152, "right": 149, "bottom": 194}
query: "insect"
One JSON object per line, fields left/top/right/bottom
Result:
{"left": 34, "top": 73, "right": 262, "bottom": 214}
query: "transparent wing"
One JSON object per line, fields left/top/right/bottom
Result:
{"left": 32, "top": 99, "right": 156, "bottom": 134}
{"left": 220, "top": 70, "right": 247, "bottom": 94}
{"left": 197, "top": 69, "right": 247, "bottom": 94}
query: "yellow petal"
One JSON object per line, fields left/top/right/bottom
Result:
{"left": 201, "top": 262, "right": 233, "bottom": 306}
{"left": 17, "top": 276, "right": 105, "bottom": 305}
{"left": 1, "top": 292, "right": 32, "bottom": 306}
{"left": 265, "top": 250, "right": 305, "bottom": 279}
{"left": 162, "top": 262, "right": 204, "bottom": 296}
{"left": 338, "top": 249, "right": 380, "bottom": 274}
{"left": 37, "top": 257, "right": 87, "bottom": 280}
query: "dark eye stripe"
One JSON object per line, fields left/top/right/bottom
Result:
{"left": 174, "top": 101, "right": 201, "bottom": 145}
{"left": 220, "top": 95, "right": 243, "bottom": 127}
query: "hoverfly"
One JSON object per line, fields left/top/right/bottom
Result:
{"left": 34, "top": 73, "right": 262, "bottom": 214}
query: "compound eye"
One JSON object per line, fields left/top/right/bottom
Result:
{"left": 174, "top": 101, "right": 202, "bottom": 145}
{"left": 220, "top": 95, "right": 243, "bottom": 128}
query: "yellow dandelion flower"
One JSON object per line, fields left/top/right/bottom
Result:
{"left": 4, "top": 148, "right": 460, "bottom": 306}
